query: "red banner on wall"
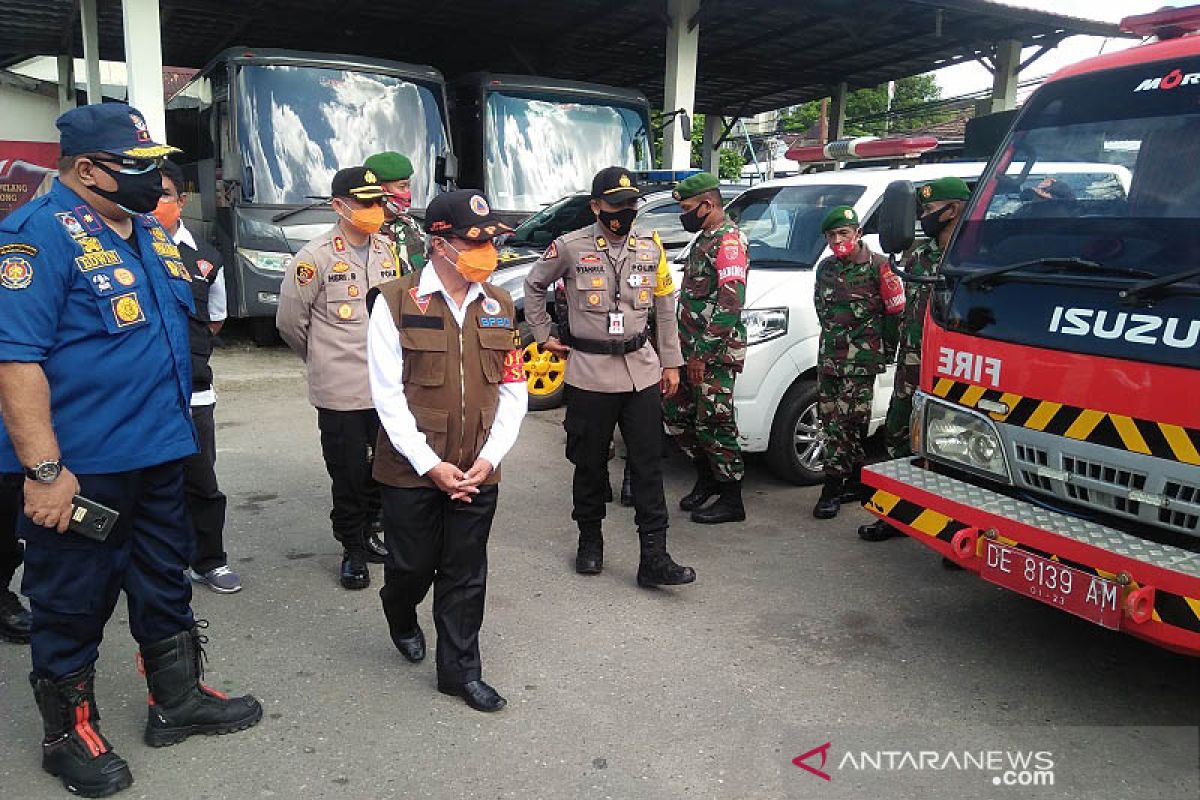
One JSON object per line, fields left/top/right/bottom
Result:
{"left": 0, "top": 141, "right": 60, "bottom": 220}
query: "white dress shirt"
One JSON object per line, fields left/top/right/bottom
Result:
{"left": 172, "top": 223, "right": 228, "bottom": 408}
{"left": 368, "top": 265, "right": 528, "bottom": 477}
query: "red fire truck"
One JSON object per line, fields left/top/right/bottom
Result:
{"left": 864, "top": 6, "right": 1200, "bottom": 656}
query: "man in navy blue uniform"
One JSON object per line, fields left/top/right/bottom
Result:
{"left": 0, "top": 104, "right": 261, "bottom": 798}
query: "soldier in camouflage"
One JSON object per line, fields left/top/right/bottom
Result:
{"left": 364, "top": 151, "right": 425, "bottom": 274}
{"left": 812, "top": 205, "right": 901, "bottom": 520}
{"left": 860, "top": 176, "right": 970, "bottom": 541}
{"left": 663, "top": 172, "right": 748, "bottom": 524}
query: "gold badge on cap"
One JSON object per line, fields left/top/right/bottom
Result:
{"left": 618, "top": 174, "right": 631, "bottom": 188}
{"left": 843, "top": 209, "right": 853, "bottom": 219}
{"left": 364, "top": 170, "right": 377, "bottom": 184}
{"left": 920, "top": 185, "right": 933, "bottom": 199}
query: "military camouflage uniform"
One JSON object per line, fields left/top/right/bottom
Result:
{"left": 381, "top": 214, "right": 425, "bottom": 274}
{"left": 664, "top": 219, "right": 748, "bottom": 482}
{"left": 813, "top": 245, "right": 900, "bottom": 477}
{"left": 884, "top": 240, "right": 942, "bottom": 457}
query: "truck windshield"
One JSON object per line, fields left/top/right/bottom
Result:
{"left": 236, "top": 64, "right": 448, "bottom": 207}
{"left": 724, "top": 184, "right": 866, "bottom": 269}
{"left": 948, "top": 55, "right": 1200, "bottom": 287}
{"left": 484, "top": 92, "right": 652, "bottom": 212}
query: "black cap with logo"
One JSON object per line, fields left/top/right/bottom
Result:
{"left": 424, "top": 189, "right": 512, "bottom": 242}
{"left": 331, "top": 166, "right": 387, "bottom": 201}
{"left": 591, "top": 166, "right": 640, "bottom": 203}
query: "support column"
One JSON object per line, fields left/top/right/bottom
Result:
{"left": 57, "top": 55, "right": 77, "bottom": 112}
{"left": 662, "top": 0, "right": 700, "bottom": 171}
{"left": 123, "top": 0, "right": 166, "bottom": 141}
{"left": 80, "top": 0, "right": 102, "bottom": 104}
{"left": 828, "top": 82, "right": 847, "bottom": 171}
{"left": 701, "top": 114, "right": 723, "bottom": 175}
{"left": 988, "top": 39, "right": 1022, "bottom": 113}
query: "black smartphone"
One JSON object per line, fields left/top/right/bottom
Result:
{"left": 68, "top": 495, "right": 119, "bottom": 541}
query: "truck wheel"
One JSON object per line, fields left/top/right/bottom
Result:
{"left": 520, "top": 323, "right": 567, "bottom": 411}
{"left": 766, "top": 379, "right": 825, "bottom": 485}
{"left": 250, "top": 317, "right": 280, "bottom": 347}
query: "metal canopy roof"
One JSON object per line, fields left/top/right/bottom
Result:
{"left": 1, "top": 0, "right": 1122, "bottom": 115}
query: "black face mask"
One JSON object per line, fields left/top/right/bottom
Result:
{"left": 679, "top": 201, "right": 711, "bottom": 234}
{"left": 919, "top": 206, "right": 952, "bottom": 240}
{"left": 598, "top": 207, "right": 637, "bottom": 238}
{"left": 90, "top": 162, "right": 164, "bottom": 214}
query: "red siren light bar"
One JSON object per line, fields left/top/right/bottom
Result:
{"left": 786, "top": 135, "right": 939, "bottom": 163}
{"left": 1121, "top": 5, "right": 1200, "bottom": 37}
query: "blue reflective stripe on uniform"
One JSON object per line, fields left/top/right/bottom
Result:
{"left": 0, "top": 180, "right": 197, "bottom": 473}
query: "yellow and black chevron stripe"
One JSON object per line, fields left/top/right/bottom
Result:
{"left": 866, "top": 488, "right": 1200, "bottom": 634}
{"left": 929, "top": 378, "right": 1200, "bottom": 466}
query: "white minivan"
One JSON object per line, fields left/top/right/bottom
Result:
{"left": 709, "top": 160, "right": 1131, "bottom": 484}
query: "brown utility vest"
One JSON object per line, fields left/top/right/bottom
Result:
{"left": 372, "top": 271, "right": 518, "bottom": 489}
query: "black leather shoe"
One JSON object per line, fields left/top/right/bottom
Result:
{"left": 0, "top": 589, "right": 31, "bottom": 644}
{"left": 812, "top": 477, "right": 844, "bottom": 519}
{"left": 391, "top": 626, "right": 425, "bottom": 663}
{"left": 575, "top": 531, "right": 603, "bottom": 575}
{"left": 858, "top": 519, "right": 904, "bottom": 541}
{"left": 364, "top": 532, "right": 388, "bottom": 564}
{"left": 340, "top": 549, "right": 370, "bottom": 590}
{"left": 438, "top": 679, "right": 506, "bottom": 713}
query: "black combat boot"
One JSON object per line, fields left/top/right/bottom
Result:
{"left": 139, "top": 623, "right": 262, "bottom": 748}
{"left": 575, "top": 525, "right": 603, "bottom": 575}
{"left": 678, "top": 458, "right": 719, "bottom": 512}
{"left": 340, "top": 532, "right": 371, "bottom": 590}
{"left": 636, "top": 529, "right": 696, "bottom": 587}
{"left": 812, "top": 476, "right": 845, "bottom": 519}
{"left": 841, "top": 463, "right": 869, "bottom": 503}
{"left": 31, "top": 665, "right": 133, "bottom": 797}
{"left": 691, "top": 480, "right": 746, "bottom": 524}
{"left": 0, "top": 586, "right": 31, "bottom": 643}
{"left": 858, "top": 519, "right": 904, "bottom": 541}
{"left": 620, "top": 462, "right": 635, "bottom": 507}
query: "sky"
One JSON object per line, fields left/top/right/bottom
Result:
{"left": 933, "top": 0, "right": 1184, "bottom": 98}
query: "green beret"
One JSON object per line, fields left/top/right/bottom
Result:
{"left": 918, "top": 176, "right": 970, "bottom": 203}
{"left": 821, "top": 205, "right": 859, "bottom": 232}
{"left": 363, "top": 151, "right": 414, "bottom": 182}
{"left": 672, "top": 171, "right": 719, "bottom": 201}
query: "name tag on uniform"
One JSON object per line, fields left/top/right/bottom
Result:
{"left": 608, "top": 311, "right": 625, "bottom": 336}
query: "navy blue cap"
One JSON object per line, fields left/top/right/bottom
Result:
{"left": 56, "top": 103, "right": 180, "bottom": 159}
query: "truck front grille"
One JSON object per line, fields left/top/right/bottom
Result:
{"left": 1005, "top": 426, "right": 1198, "bottom": 539}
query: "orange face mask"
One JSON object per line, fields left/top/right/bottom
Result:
{"left": 443, "top": 240, "right": 498, "bottom": 283}
{"left": 338, "top": 201, "right": 385, "bottom": 235}
{"left": 153, "top": 197, "right": 182, "bottom": 230}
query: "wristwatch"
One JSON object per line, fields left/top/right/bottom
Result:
{"left": 24, "top": 459, "right": 63, "bottom": 484}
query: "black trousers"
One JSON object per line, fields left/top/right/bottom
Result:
{"left": 379, "top": 485, "right": 497, "bottom": 685}
{"left": 0, "top": 473, "right": 21, "bottom": 588}
{"left": 317, "top": 408, "right": 382, "bottom": 545}
{"left": 184, "top": 404, "right": 228, "bottom": 573}
{"left": 564, "top": 384, "right": 669, "bottom": 535}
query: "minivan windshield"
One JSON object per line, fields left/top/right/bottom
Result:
{"left": 724, "top": 184, "right": 867, "bottom": 268}
{"left": 947, "top": 55, "right": 1200, "bottom": 285}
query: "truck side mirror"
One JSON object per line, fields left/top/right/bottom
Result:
{"left": 436, "top": 153, "right": 459, "bottom": 186}
{"left": 680, "top": 111, "right": 692, "bottom": 141}
{"left": 878, "top": 179, "right": 916, "bottom": 256}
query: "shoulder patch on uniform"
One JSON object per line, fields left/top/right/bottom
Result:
{"left": 542, "top": 241, "right": 558, "bottom": 260}
{"left": 295, "top": 261, "right": 316, "bottom": 286}
{"left": 0, "top": 255, "right": 33, "bottom": 290}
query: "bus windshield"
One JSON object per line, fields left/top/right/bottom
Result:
{"left": 236, "top": 64, "right": 448, "bottom": 207}
{"left": 947, "top": 55, "right": 1200, "bottom": 284}
{"left": 484, "top": 91, "right": 652, "bottom": 212}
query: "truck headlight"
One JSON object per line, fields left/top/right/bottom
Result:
{"left": 238, "top": 248, "right": 289, "bottom": 274}
{"left": 924, "top": 400, "right": 1010, "bottom": 482}
{"left": 743, "top": 307, "right": 788, "bottom": 345}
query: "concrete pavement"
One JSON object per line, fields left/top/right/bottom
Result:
{"left": 1, "top": 340, "right": 1196, "bottom": 800}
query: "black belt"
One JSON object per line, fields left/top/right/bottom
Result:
{"left": 569, "top": 329, "right": 650, "bottom": 355}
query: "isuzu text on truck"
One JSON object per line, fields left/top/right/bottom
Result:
{"left": 863, "top": 7, "right": 1200, "bottom": 656}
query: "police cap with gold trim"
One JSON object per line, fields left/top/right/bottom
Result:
{"left": 331, "top": 166, "right": 387, "bottom": 201}
{"left": 591, "top": 166, "right": 640, "bottom": 203}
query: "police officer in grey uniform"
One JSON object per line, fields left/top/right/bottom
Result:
{"left": 277, "top": 166, "right": 401, "bottom": 590}
{"left": 524, "top": 167, "right": 695, "bottom": 588}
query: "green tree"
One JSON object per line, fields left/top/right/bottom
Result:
{"left": 778, "top": 74, "right": 949, "bottom": 139}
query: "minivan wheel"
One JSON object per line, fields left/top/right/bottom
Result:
{"left": 766, "top": 379, "right": 825, "bottom": 485}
